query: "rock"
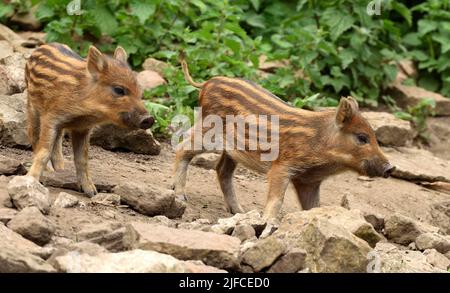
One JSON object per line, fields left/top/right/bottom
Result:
{"left": 363, "top": 212, "right": 385, "bottom": 233}
{"left": 232, "top": 224, "right": 256, "bottom": 242}
{"left": 211, "top": 210, "right": 267, "bottom": 236}
{"left": 415, "top": 233, "right": 450, "bottom": 254}
{"left": 0, "top": 155, "right": 26, "bottom": 175}
{"left": 113, "top": 182, "right": 186, "bottom": 218}
{"left": 429, "top": 201, "right": 450, "bottom": 235}
{"left": 91, "top": 193, "right": 120, "bottom": 206}
{"left": 423, "top": 249, "right": 450, "bottom": 270}
{"left": 147, "top": 215, "right": 177, "bottom": 228}
{"left": 191, "top": 153, "right": 221, "bottom": 169}
{"left": 47, "top": 241, "right": 108, "bottom": 267}
{"left": 76, "top": 222, "right": 133, "bottom": 252}
{"left": 177, "top": 218, "right": 212, "bottom": 231}
{"left": 0, "top": 24, "right": 28, "bottom": 54}
{"left": 241, "top": 237, "right": 285, "bottom": 272}
{"left": 0, "top": 40, "right": 13, "bottom": 60}
{"left": 16, "top": 31, "right": 46, "bottom": 48}
{"left": 0, "top": 92, "right": 29, "bottom": 147}
{"left": 7, "top": 175, "right": 50, "bottom": 214}
{"left": 0, "top": 223, "right": 52, "bottom": 259}
{"left": 281, "top": 206, "right": 382, "bottom": 247}
{"left": 10, "top": 7, "right": 42, "bottom": 31}
{"left": 384, "top": 213, "right": 439, "bottom": 245}
{"left": 267, "top": 248, "right": 307, "bottom": 273}
{"left": 53, "top": 249, "right": 225, "bottom": 273}
{"left": 362, "top": 111, "right": 414, "bottom": 146}
{"left": 258, "top": 55, "right": 289, "bottom": 72}
{"left": 53, "top": 192, "right": 79, "bottom": 208}
{"left": 0, "top": 207, "right": 17, "bottom": 224}
{"left": 7, "top": 206, "right": 55, "bottom": 246}
{"left": 384, "top": 147, "right": 450, "bottom": 183}
{"left": 0, "top": 223, "right": 55, "bottom": 272}
{"left": 427, "top": 116, "right": 450, "bottom": 161}
{"left": 90, "top": 124, "right": 161, "bottom": 155}
{"left": 0, "top": 185, "right": 13, "bottom": 208}
{"left": 445, "top": 251, "right": 450, "bottom": 261}
{"left": 136, "top": 70, "right": 166, "bottom": 91}
{"left": 389, "top": 83, "right": 450, "bottom": 116}
{"left": 0, "top": 53, "right": 28, "bottom": 94}
{"left": 127, "top": 221, "right": 240, "bottom": 270}
{"left": 373, "top": 242, "right": 446, "bottom": 273}
{"left": 274, "top": 214, "right": 372, "bottom": 273}
{"left": 142, "top": 58, "right": 169, "bottom": 76}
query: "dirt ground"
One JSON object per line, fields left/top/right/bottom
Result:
{"left": 1, "top": 131, "right": 449, "bottom": 242}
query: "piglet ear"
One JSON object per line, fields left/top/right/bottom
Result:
{"left": 336, "top": 96, "right": 357, "bottom": 128}
{"left": 113, "top": 46, "right": 128, "bottom": 63}
{"left": 346, "top": 96, "right": 359, "bottom": 111}
{"left": 87, "top": 46, "right": 107, "bottom": 75}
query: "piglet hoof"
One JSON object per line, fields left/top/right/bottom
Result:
{"left": 45, "top": 161, "right": 55, "bottom": 172}
{"left": 228, "top": 205, "right": 245, "bottom": 215}
{"left": 52, "top": 160, "right": 65, "bottom": 171}
{"left": 79, "top": 182, "right": 98, "bottom": 198}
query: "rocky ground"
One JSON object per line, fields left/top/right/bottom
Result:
{"left": 1, "top": 24, "right": 450, "bottom": 273}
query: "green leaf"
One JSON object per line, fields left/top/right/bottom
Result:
{"left": 246, "top": 13, "right": 265, "bottom": 29}
{"left": 403, "top": 33, "right": 422, "bottom": 46}
{"left": 130, "top": 0, "right": 156, "bottom": 25}
{"left": 249, "top": 0, "right": 260, "bottom": 11}
{"left": 418, "top": 19, "right": 438, "bottom": 36}
{"left": 224, "top": 38, "right": 241, "bottom": 55}
{"left": 92, "top": 6, "right": 118, "bottom": 35}
{"left": 0, "top": 4, "right": 14, "bottom": 19}
{"left": 339, "top": 49, "right": 356, "bottom": 69}
{"left": 392, "top": 2, "right": 412, "bottom": 26}
{"left": 191, "top": 0, "right": 207, "bottom": 14}
{"left": 321, "top": 9, "right": 354, "bottom": 41}
{"left": 271, "top": 34, "right": 293, "bottom": 49}
{"left": 35, "top": 3, "right": 55, "bottom": 20}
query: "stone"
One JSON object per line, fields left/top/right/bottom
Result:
{"left": 0, "top": 155, "right": 26, "bottom": 175}
{"left": 415, "top": 233, "right": 450, "bottom": 254}
{"left": 0, "top": 92, "right": 29, "bottom": 147}
{"left": 423, "top": 249, "right": 450, "bottom": 271}
{"left": 142, "top": 57, "right": 169, "bottom": 76}
{"left": 267, "top": 248, "right": 307, "bottom": 273}
{"left": 147, "top": 215, "right": 177, "bottom": 228}
{"left": 191, "top": 153, "right": 221, "bottom": 169}
{"left": 429, "top": 201, "right": 450, "bottom": 235}
{"left": 0, "top": 225, "right": 56, "bottom": 272}
{"left": 373, "top": 242, "right": 446, "bottom": 273}
{"left": 127, "top": 221, "right": 240, "bottom": 270}
{"left": 113, "top": 182, "right": 186, "bottom": 218}
{"left": 47, "top": 241, "right": 108, "bottom": 267}
{"left": 7, "top": 175, "right": 50, "bottom": 214}
{"left": 177, "top": 218, "right": 212, "bottom": 231}
{"left": 76, "top": 222, "right": 133, "bottom": 252}
{"left": 0, "top": 40, "right": 13, "bottom": 60}
{"left": 274, "top": 214, "right": 372, "bottom": 273}
{"left": 384, "top": 147, "right": 450, "bottom": 183}
{"left": 41, "top": 167, "right": 115, "bottom": 194}
{"left": 0, "top": 223, "right": 52, "bottom": 259}
{"left": 7, "top": 206, "right": 55, "bottom": 246}
{"left": 90, "top": 124, "right": 161, "bottom": 155}
{"left": 0, "top": 53, "right": 28, "bottom": 94}
{"left": 211, "top": 210, "right": 267, "bottom": 236}
{"left": 362, "top": 111, "right": 414, "bottom": 146}
{"left": 53, "top": 249, "right": 225, "bottom": 273}
{"left": 384, "top": 213, "right": 439, "bottom": 245}
{"left": 282, "top": 206, "right": 382, "bottom": 247}
{"left": 389, "top": 83, "right": 450, "bottom": 116}
{"left": 0, "top": 186, "right": 13, "bottom": 208}
{"left": 0, "top": 207, "right": 17, "bottom": 224}
{"left": 136, "top": 70, "right": 166, "bottom": 91}
{"left": 241, "top": 237, "right": 285, "bottom": 272}
{"left": 232, "top": 224, "right": 256, "bottom": 242}
{"left": 53, "top": 192, "right": 79, "bottom": 208}
{"left": 91, "top": 193, "right": 121, "bottom": 206}
{"left": 363, "top": 212, "right": 385, "bottom": 233}
{"left": 258, "top": 55, "right": 289, "bottom": 72}
{"left": 10, "top": 7, "right": 42, "bottom": 31}
{"left": 0, "top": 24, "right": 28, "bottom": 54}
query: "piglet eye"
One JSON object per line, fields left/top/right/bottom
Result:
{"left": 112, "top": 86, "right": 126, "bottom": 96}
{"left": 356, "top": 133, "right": 369, "bottom": 145}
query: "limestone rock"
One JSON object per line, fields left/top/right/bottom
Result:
{"left": 7, "top": 175, "right": 50, "bottom": 214}
{"left": 362, "top": 111, "right": 414, "bottom": 146}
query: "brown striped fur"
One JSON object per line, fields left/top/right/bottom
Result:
{"left": 25, "top": 43, "right": 154, "bottom": 196}
{"left": 174, "top": 57, "right": 395, "bottom": 218}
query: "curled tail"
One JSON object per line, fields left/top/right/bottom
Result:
{"left": 179, "top": 52, "right": 205, "bottom": 88}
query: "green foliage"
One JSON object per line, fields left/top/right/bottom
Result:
{"left": 1, "top": 0, "right": 447, "bottom": 136}
{"left": 402, "top": 0, "right": 450, "bottom": 96}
